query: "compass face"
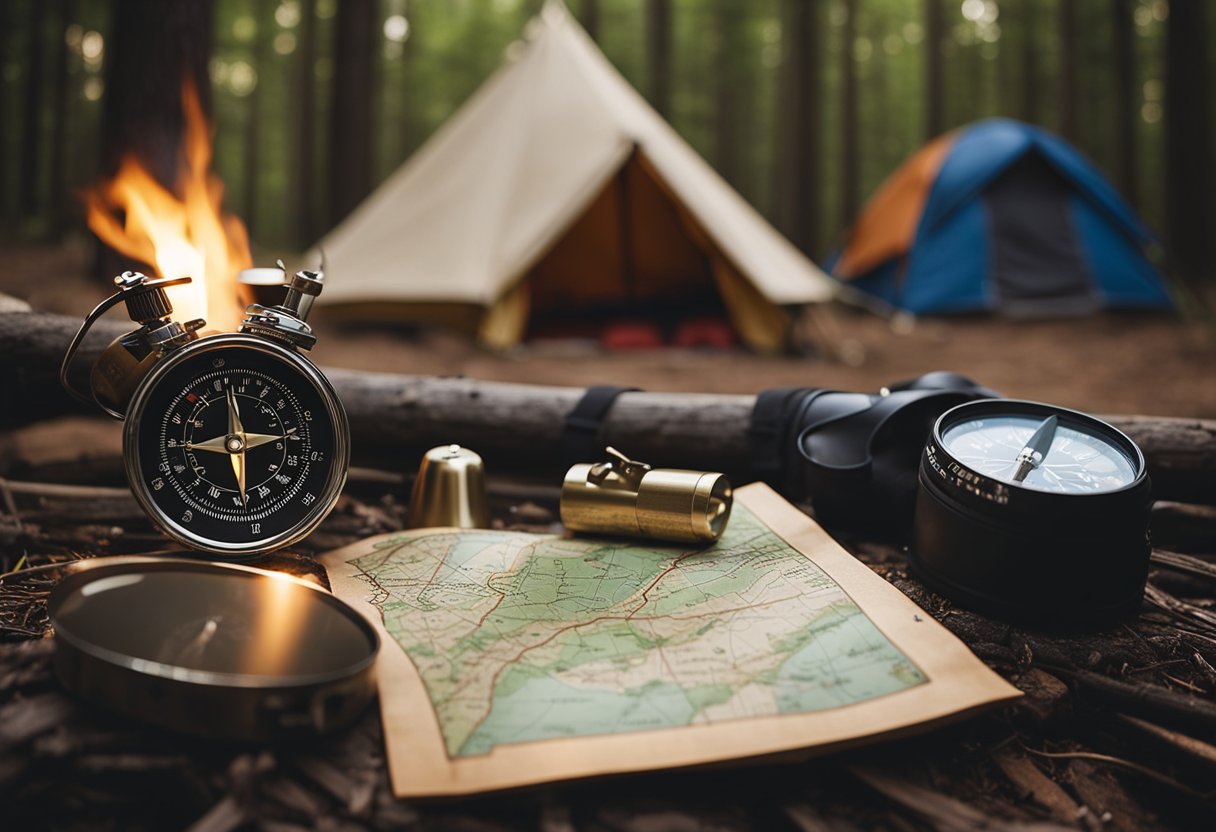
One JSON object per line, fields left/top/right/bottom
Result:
{"left": 941, "top": 414, "right": 1138, "bottom": 494}
{"left": 126, "top": 337, "right": 347, "bottom": 553}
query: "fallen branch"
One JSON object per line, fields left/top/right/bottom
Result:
{"left": 1019, "top": 747, "right": 1208, "bottom": 802}
{"left": 3, "top": 311, "right": 1214, "bottom": 504}
{"left": 1151, "top": 549, "right": 1216, "bottom": 583}
{"left": 1046, "top": 665, "right": 1216, "bottom": 738}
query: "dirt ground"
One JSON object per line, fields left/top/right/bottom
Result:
{"left": 6, "top": 238, "right": 1216, "bottom": 418}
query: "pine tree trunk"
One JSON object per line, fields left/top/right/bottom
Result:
{"left": 1058, "top": 0, "right": 1079, "bottom": 141}
{"left": 394, "top": 7, "right": 417, "bottom": 164}
{"left": 780, "top": 0, "right": 820, "bottom": 256}
{"left": 243, "top": 0, "right": 271, "bottom": 236}
{"left": 840, "top": 0, "right": 859, "bottom": 222}
{"left": 327, "top": 0, "right": 377, "bottom": 230}
{"left": 646, "top": 0, "right": 671, "bottom": 117}
{"left": 50, "top": 0, "right": 77, "bottom": 236}
{"left": 924, "top": 0, "right": 944, "bottom": 139}
{"left": 1111, "top": 0, "right": 1137, "bottom": 205}
{"left": 712, "top": 0, "right": 741, "bottom": 188}
{"left": 19, "top": 0, "right": 47, "bottom": 217}
{"left": 100, "top": 0, "right": 214, "bottom": 189}
{"left": 1020, "top": 0, "right": 1037, "bottom": 123}
{"left": 1165, "top": 1, "right": 1213, "bottom": 287}
{"left": 293, "top": 0, "right": 317, "bottom": 246}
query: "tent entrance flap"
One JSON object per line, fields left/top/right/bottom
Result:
{"left": 982, "top": 152, "right": 1097, "bottom": 317}
{"left": 525, "top": 152, "right": 721, "bottom": 320}
{"left": 522, "top": 151, "right": 756, "bottom": 341}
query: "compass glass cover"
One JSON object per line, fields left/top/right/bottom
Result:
{"left": 941, "top": 415, "right": 1137, "bottom": 494}
{"left": 132, "top": 344, "right": 339, "bottom": 547}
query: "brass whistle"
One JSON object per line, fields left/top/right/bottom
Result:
{"left": 560, "top": 448, "right": 733, "bottom": 544}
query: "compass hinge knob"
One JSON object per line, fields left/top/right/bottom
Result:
{"left": 239, "top": 269, "right": 323, "bottom": 351}
{"left": 115, "top": 271, "right": 175, "bottom": 324}
{"left": 281, "top": 269, "right": 323, "bottom": 322}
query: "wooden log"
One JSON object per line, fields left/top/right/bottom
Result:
{"left": 2, "top": 311, "right": 1214, "bottom": 504}
{"left": 1152, "top": 502, "right": 1216, "bottom": 552}
{"left": 327, "top": 367, "right": 755, "bottom": 474}
{"left": 1114, "top": 418, "right": 1216, "bottom": 513}
{"left": 0, "top": 311, "right": 123, "bottom": 426}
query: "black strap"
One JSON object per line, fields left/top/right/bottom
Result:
{"left": 749, "top": 387, "right": 818, "bottom": 493}
{"left": 562, "top": 385, "right": 640, "bottom": 467}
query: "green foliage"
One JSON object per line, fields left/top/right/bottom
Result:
{"left": 0, "top": 0, "right": 1197, "bottom": 260}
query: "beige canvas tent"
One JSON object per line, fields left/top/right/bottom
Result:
{"left": 311, "top": 1, "right": 837, "bottom": 351}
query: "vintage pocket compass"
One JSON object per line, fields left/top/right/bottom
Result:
{"left": 61, "top": 269, "right": 350, "bottom": 556}
{"left": 912, "top": 399, "right": 1152, "bottom": 628}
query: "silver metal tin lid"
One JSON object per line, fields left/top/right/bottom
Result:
{"left": 48, "top": 557, "right": 379, "bottom": 742}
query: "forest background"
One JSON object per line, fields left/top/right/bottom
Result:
{"left": 0, "top": 0, "right": 1212, "bottom": 289}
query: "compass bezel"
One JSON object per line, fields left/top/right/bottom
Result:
{"left": 123, "top": 333, "right": 350, "bottom": 556}
{"left": 924, "top": 398, "right": 1148, "bottom": 514}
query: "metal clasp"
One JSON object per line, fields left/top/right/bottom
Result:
{"left": 587, "top": 447, "right": 652, "bottom": 490}
{"left": 59, "top": 272, "right": 198, "bottom": 419}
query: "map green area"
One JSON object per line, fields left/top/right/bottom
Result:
{"left": 351, "top": 507, "right": 927, "bottom": 758}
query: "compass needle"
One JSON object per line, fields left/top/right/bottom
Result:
{"left": 231, "top": 451, "right": 247, "bottom": 508}
{"left": 1011, "top": 415, "right": 1057, "bottom": 483}
{"left": 226, "top": 386, "right": 243, "bottom": 436}
{"left": 187, "top": 435, "right": 231, "bottom": 454}
{"left": 243, "top": 427, "right": 297, "bottom": 450}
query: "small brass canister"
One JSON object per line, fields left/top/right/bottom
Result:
{"left": 408, "top": 445, "right": 489, "bottom": 529}
{"left": 561, "top": 448, "right": 732, "bottom": 544}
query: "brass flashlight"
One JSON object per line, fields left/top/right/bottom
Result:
{"left": 560, "top": 448, "right": 733, "bottom": 544}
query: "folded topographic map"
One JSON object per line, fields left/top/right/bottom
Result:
{"left": 322, "top": 482, "right": 1019, "bottom": 796}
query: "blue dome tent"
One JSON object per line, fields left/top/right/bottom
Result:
{"left": 832, "top": 119, "right": 1173, "bottom": 317}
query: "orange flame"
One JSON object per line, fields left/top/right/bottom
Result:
{"left": 86, "top": 81, "right": 251, "bottom": 331}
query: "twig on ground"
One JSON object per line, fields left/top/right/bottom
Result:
{"left": 1021, "top": 746, "right": 1212, "bottom": 802}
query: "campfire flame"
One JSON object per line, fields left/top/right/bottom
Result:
{"left": 86, "top": 81, "right": 251, "bottom": 331}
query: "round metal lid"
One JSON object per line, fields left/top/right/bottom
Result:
{"left": 49, "top": 557, "right": 379, "bottom": 741}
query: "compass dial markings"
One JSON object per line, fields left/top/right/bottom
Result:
{"left": 125, "top": 337, "right": 347, "bottom": 553}
{"left": 154, "top": 367, "right": 317, "bottom": 525}
{"left": 941, "top": 415, "right": 1137, "bottom": 494}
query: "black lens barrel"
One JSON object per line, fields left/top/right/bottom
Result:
{"left": 910, "top": 401, "right": 1153, "bottom": 630}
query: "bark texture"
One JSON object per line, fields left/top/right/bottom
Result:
{"left": 1, "top": 311, "right": 1213, "bottom": 505}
